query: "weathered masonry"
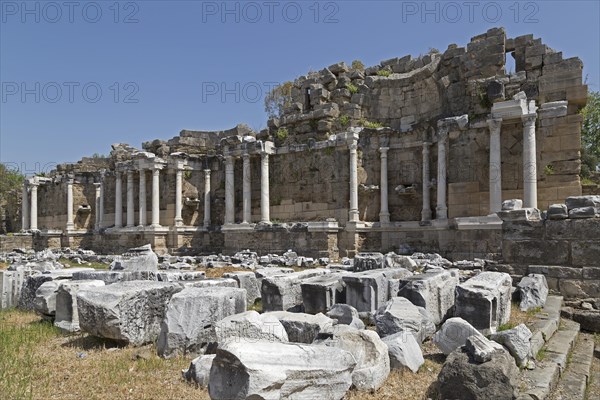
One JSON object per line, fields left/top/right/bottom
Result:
{"left": 9, "top": 28, "right": 588, "bottom": 259}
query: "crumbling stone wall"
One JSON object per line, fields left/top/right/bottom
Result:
{"left": 6, "top": 27, "right": 588, "bottom": 260}
{"left": 499, "top": 216, "right": 599, "bottom": 299}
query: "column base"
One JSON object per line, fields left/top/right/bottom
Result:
{"left": 435, "top": 206, "right": 448, "bottom": 220}
{"left": 379, "top": 212, "right": 390, "bottom": 224}
{"left": 174, "top": 218, "right": 183, "bottom": 227}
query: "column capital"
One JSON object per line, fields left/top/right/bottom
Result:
{"left": 437, "top": 126, "right": 449, "bottom": 141}
{"left": 349, "top": 141, "right": 358, "bottom": 152}
{"left": 379, "top": 146, "right": 389, "bottom": 154}
{"left": 203, "top": 169, "right": 211, "bottom": 176}
{"left": 522, "top": 113, "right": 537, "bottom": 126}
{"left": 487, "top": 117, "right": 503, "bottom": 132}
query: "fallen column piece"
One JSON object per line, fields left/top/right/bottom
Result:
{"left": 261, "top": 268, "right": 331, "bottom": 312}
{"left": 301, "top": 272, "right": 346, "bottom": 314}
{"left": 157, "top": 287, "right": 247, "bottom": 358}
{"left": 314, "top": 325, "right": 390, "bottom": 391}
{"left": 209, "top": 340, "right": 356, "bottom": 400}
{"left": 342, "top": 268, "right": 412, "bottom": 313}
{"left": 397, "top": 269, "right": 458, "bottom": 325}
{"left": 454, "top": 271, "right": 512, "bottom": 334}
{"left": 54, "top": 280, "right": 105, "bottom": 332}
{"left": 77, "top": 280, "right": 182, "bottom": 345}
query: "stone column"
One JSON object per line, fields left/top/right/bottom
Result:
{"left": 379, "top": 147, "right": 390, "bottom": 224}
{"left": 522, "top": 113, "right": 538, "bottom": 208}
{"left": 30, "top": 182, "right": 38, "bottom": 231}
{"left": 242, "top": 153, "right": 251, "bottom": 224}
{"left": 138, "top": 169, "right": 147, "bottom": 227}
{"left": 114, "top": 172, "right": 123, "bottom": 228}
{"left": 348, "top": 141, "right": 359, "bottom": 223}
{"left": 174, "top": 168, "right": 183, "bottom": 227}
{"left": 126, "top": 169, "right": 135, "bottom": 227}
{"left": 488, "top": 118, "right": 503, "bottom": 213}
{"left": 151, "top": 167, "right": 161, "bottom": 227}
{"left": 99, "top": 177, "right": 105, "bottom": 228}
{"left": 225, "top": 155, "right": 235, "bottom": 225}
{"left": 203, "top": 169, "right": 211, "bottom": 227}
{"left": 22, "top": 183, "right": 29, "bottom": 231}
{"left": 436, "top": 127, "right": 448, "bottom": 220}
{"left": 260, "top": 153, "right": 270, "bottom": 223}
{"left": 94, "top": 183, "right": 101, "bottom": 229}
{"left": 421, "top": 142, "right": 432, "bottom": 221}
{"left": 66, "top": 179, "right": 74, "bottom": 230}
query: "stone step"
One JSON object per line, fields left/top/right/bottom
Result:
{"left": 530, "top": 295, "right": 563, "bottom": 356}
{"left": 518, "top": 318, "right": 579, "bottom": 400}
{"left": 549, "top": 333, "right": 596, "bottom": 400}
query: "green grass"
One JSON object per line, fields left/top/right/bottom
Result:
{"left": 346, "top": 83, "right": 359, "bottom": 94}
{"left": 358, "top": 118, "right": 384, "bottom": 129}
{"left": 497, "top": 322, "right": 517, "bottom": 332}
{"left": 376, "top": 69, "right": 392, "bottom": 77}
{"left": 247, "top": 299, "right": 262, "bottom": 312}
{"left": 0, "top": 309, "right": 61, "bottom": 399}
{"left": 537, "top": 348, "right": 547, "bottom": 361}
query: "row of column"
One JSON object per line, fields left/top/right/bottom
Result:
{"left": 224, "top": 152, "right": 270, "bottom": 225}
{"left": 23, "top": 115, "right": 539, "bottom": 232}
{"left": 370, "top": 112, "right": 539, "bottom": 223}
{"left": 112, "top": 166, "right": 213, "bottom": 229}
{"left": 486, "top": 113, "right": 538, "bottom": 213}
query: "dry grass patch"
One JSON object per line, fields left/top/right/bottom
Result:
{"left": 0, "top": 261, "right": 9, "bottom": 270}
{"left": 1, "top": 309, "right": 445, "bottom": 400}
{"left": 345, "top": 340, "right": 444, "bottom": 400}
{"left": 0, "top": 309, "right": 207, "bottom": 400}
{"left": 59, "top": 258, "right": 108, "bottom": 270}
{"left": 499, "top": 302, "right": 540, "bottom": 331}
{"left": 199, "top": 266, "right": 250, "bottom": 278}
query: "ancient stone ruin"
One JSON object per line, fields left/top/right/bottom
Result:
{"left": 1, "top": 28, "right": 598, "bottom": 400}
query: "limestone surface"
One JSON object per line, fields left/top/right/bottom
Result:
{"left": 214, "top": 310, "right": 289, "bottom": 344}
{"left": 517, "top": 274, "right": 549, "bottom": 311}
{"left": 77, "top": 280, "right": 182, "bottom": 345}
{"left": 314, "top": 325, "right": 390, "bottom": 391}
{"left": 381, "top": 331, "right": 424, "bottom": 372}
{"left": 433, "top": 317, "right": 486, "bottom": 355}
{"left": 157, "top": 287, "right": 247, "bottom": 358}
{"left": 54, "top": 280, "right": 105, "bottom": 332}
{"left": 208, "top": 340, "right": 356, "bottom": 400}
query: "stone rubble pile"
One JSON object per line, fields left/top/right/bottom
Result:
{"left": 0, "top": 244, "right": 567, "bottom": 399}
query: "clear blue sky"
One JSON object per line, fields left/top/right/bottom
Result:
{"left": 1, "top": 0, "right": 599, "bottom": 175}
